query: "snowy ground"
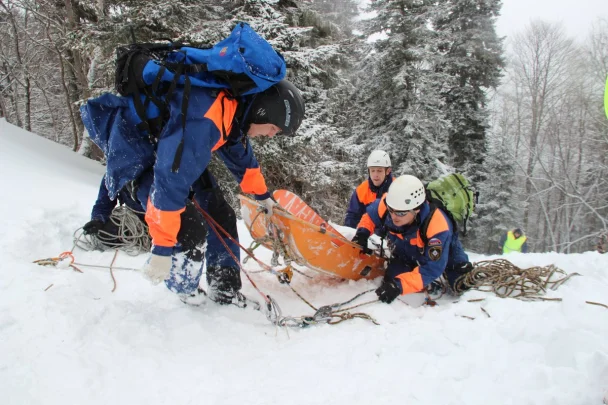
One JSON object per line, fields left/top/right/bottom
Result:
{"left": 1, "top": 119, "right": 607, "bottom": 405}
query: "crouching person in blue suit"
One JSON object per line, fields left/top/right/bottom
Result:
{"left": 81, "top": 80, "right": 305, "bottom": 306}
{"left": 82, "top": 169, "right": 242, "bottom": 305}
{"left": 351, "top": 175, "right": 473, "bottom": 304}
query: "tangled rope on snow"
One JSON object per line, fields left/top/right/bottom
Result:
{"left": 454, "top": 259, "right": 580, "bottom": 300}
{"left": 73, "top": 206, "right": 151, "bottom": 255}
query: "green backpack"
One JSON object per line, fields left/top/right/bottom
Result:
{"left": 425, "top": 173, "right": 477, "bottom": 236}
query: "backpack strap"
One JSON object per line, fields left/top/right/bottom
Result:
{"left": 419, "top": 202, "right": 458, "bottom": 245}
{"left": 116, "top": 44, "right": 175, "bottom": 146}
{"left": 378, "top": 198, "right": 390, "bottom": 236}
{"left": 171, "top": 72, "right": 190, "bottom": 173}
{"left": 418, "top": 204, "right": 436, "bottom": 246}
{"left": 372, "top": 199, "right": 391, "bottom": 259}
{"left": 115, "top": 44, "right": 194, "bottom": 174}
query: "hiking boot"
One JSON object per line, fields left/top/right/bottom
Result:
{"left": 179, "top": 287, "right": 207, "bottom": 306}
{"left": 206, "top": 266, "right": 243, "bottom": 306}
{"left": 208, "top": 290, "right": 249, "bottom": 308}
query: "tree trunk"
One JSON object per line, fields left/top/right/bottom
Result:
{"left": 22, "top": 11, "right": 32, "bottom": 132}
{"left": 1, "top": 62, "right": 22, "bottom": 126}
{"left": 62, "top": 0, "right": 90, "bottom": 148}
{"left": 1, "top": 1, "right": 23, "bottom": 128}
{"left": 45, "top": 24, "right": 79, "bottom": 151}
{"left": 31, "top": 77, "right": 60, "bottom": 141}
{"left": 64, "top": 49, "right": 86, "bottom": 149}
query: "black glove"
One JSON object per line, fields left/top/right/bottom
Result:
{"left": 451, "top": 262, "right": 477, "bottom": 293}
{"left": 375, "top": 279, "right": 401, "bottom": 303}
{"left": 351, "top": 232, "right": 372, "bottom": 255}
{"left": 455, "top": 262, "right": 474, "bottom": 274}
{"left": 82, "top": 219, "right": 104, "bottom": 235}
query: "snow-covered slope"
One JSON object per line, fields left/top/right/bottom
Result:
{"left": 1, "top": 119, "right": 607, "bottom": 405}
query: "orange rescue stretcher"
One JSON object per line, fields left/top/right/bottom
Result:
{"left": 239, "top": 192, "right": 385, "bottom": 281}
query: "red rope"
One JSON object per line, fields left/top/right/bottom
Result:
{"left": 192, "top": 199, "right": 271, "bottom": 304}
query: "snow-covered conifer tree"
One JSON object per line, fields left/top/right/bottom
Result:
{"left": 432, "top": 0, "right": 504, "bottom": 181}
{"left": 347, "top": 0, "right": 452, "bottom": 183}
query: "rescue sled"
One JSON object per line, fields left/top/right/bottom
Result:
{"left": 239, "top": 192, "right": 385, "bottom": 281}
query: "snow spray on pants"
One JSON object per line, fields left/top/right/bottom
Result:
{"left": 164, "top": 202, "right": 207, "bottom": 295}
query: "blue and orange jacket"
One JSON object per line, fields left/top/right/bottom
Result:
{"left": 344, "top": 176, "right": 394, "bottom": 228}
{"left": 355, "top": 196, "right": 468, "bottom": 295}
{"left": 82, "top": 88, "right": 269, "bottom": 256}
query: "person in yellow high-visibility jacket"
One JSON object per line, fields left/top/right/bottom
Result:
{"left": 604, "top": 75, "right": 608, "bottom": 119}
{"left": 499, "top": 228, "right": 529, "bottom": 253}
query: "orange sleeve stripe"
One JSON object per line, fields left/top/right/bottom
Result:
{"left": 357, "top": 213, "right": 375, "bottom": 234}
{"left": 396, "top": 266, "right": 424, "bottom": 295}
{"left": 240, "top": 167, "right": 268, "bottom": 195}
{"left": 426, "top": 209, "right": 450, "bottom": 238}
{"left": 145, "top": 198, "right": 185, "bottom": 248}
{"left": 204, "top": 91, "right": 238, "bottom": 152}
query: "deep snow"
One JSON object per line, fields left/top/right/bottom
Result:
{"left": 1, "top": 119, "right": 607, "bottom": 405}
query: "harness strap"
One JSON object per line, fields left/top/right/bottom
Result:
{"left": 171, "top": 73, "right": 190, "bottom": 173}
{"left": 418, "top": 205, "right": 436, "bottom": 246}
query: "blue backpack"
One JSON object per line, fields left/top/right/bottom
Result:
{"left": 81, "top": 23, "right": 286, "bottom": 198}
{"left": 114, "top": 22, "right": 286, "bottom": 141}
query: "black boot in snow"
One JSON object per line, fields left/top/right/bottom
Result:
{"left": 206, "top": 266, "right": 246, "bottom": 306}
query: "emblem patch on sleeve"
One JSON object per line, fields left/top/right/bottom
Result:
{"left": 428, "top": 246, "right": 443, "bottom": 261}
{"left": 428, "top": 238, "right": 442, "bottom": 247}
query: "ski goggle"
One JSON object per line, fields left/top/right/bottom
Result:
{"left": 387, "top": 205, "right": 415, "bottom": 217}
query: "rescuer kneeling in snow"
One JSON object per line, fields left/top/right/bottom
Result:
{"left": 352, "top": 175, "right": 473, "bottom": 303}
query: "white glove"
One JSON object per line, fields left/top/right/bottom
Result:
{"left": 143, "top": 254, "right": 173, "bottom": 285}
{"left": 259, "top": 197, "right": 277, "bottom": 220}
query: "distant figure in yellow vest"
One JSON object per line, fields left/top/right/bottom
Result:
{"left": 499, "top": 228, "right": 528, "bottom": 254}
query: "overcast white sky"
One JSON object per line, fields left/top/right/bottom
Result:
{"left": 496, "top": 0, "right": 607, "bottom": 39}
{"left": 357, "top": 0, "right": 607, "bottom": 42}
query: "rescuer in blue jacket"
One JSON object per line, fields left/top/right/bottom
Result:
{"left": 352, "top": 175, "right": 472, "bottom": 303}
{"left": 81, "top": 80, "right": 305, "bottom": 305}
{"left": 344, "top": 150, "right": 394, "bottom": 228}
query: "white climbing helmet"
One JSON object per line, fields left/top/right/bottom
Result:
{"left": 385, "top": 175, "right": 426, "bottom": 211}
{"left": 367, "top": 150, "right": 391, "bottom": 168}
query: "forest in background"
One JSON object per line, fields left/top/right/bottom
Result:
{"left": 1, "top": 0, "right": 606, "bottom": 254}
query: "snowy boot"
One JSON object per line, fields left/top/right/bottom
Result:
{"left": 165, "top": 250, "right": 205, "bottom": 303}
{"left": 206, "top": 265, "right": 247, "bottom": 307}
{"left": 179, "top": 287, "right": 207, "bottom": 306}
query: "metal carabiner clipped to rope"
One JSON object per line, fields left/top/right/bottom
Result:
{"left": 263, "top": 295, "right": 282, "bottom": 325}
{"left": 312, "top": 305, "right": 333, "bottom": 323}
